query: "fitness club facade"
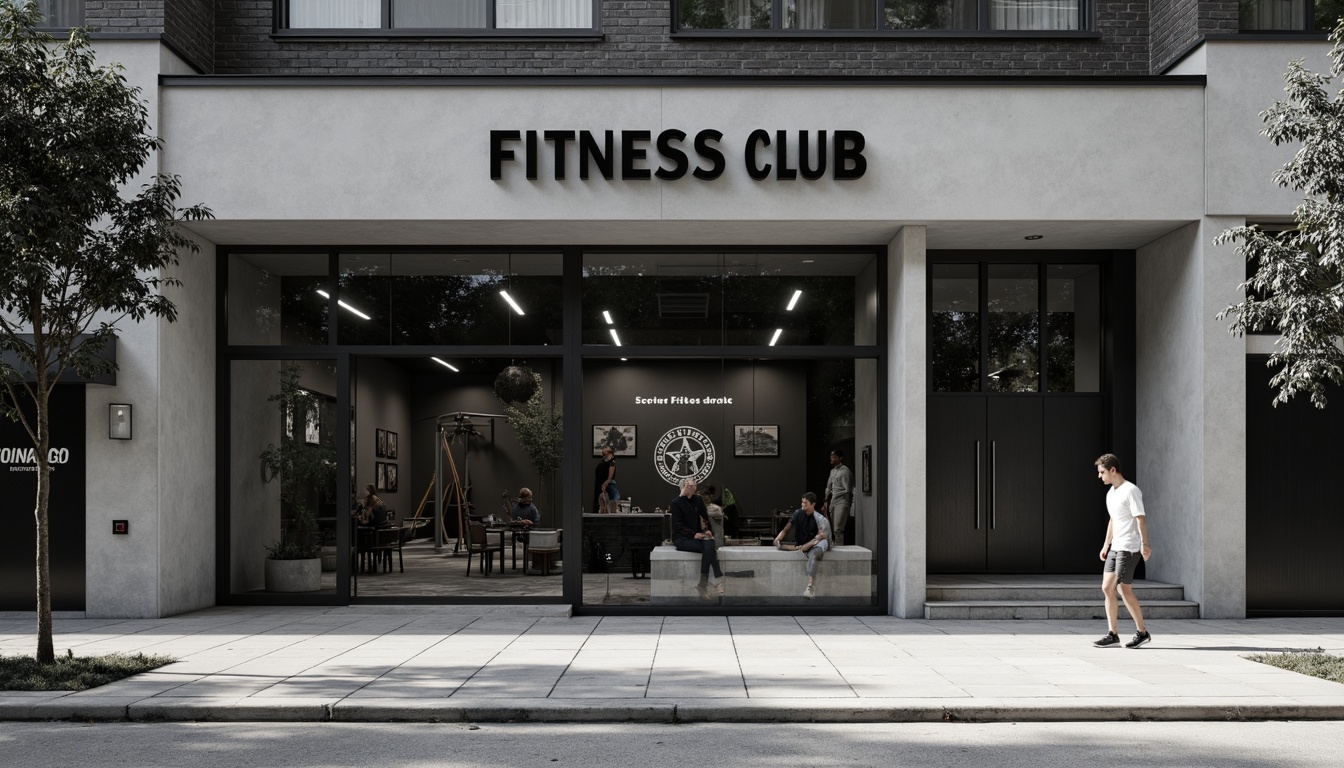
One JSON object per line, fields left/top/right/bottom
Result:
{"left": 9, "top": 26, "right": 1341, "bottom": 618}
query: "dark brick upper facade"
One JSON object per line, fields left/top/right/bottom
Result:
{"left": 82, "top": 1, "right": 1257, "bottom": 77}
{"left": 1151, "top": 0, "right": 1240, "bottom": 73}
{"left": 212, "top": 0, "right": 1151, "bottom": 76}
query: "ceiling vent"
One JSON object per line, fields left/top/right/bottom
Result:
{"left": 658, "top": 293, "right": 710, "bottom": 319}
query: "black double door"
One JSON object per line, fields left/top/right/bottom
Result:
{"left": 928, "top": 395, "right": 1105, "bottom": 573}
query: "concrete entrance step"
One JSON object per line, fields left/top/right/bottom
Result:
{"left": 924, "top": 575, "right": 1198, "bottom": 620}
{"left": 927, "top": 582, "right": 1186, "bottom": 602}
{"left": 924, "top": 599, "right": 1201, "bottom": 620}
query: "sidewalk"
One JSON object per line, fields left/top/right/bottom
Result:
{"left": 2, "top": 607, "right": 1342, "bottom": 723}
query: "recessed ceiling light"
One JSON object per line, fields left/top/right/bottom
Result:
{"left": 431, "top": 357, "right": 459, "bottom": 372}
{"left": 602, "top": 310, "right": 614, "bottom": 325}
{"left": 609, "top": 329, "right": 622, "bottom": 347}
{"left": 453, "top": 258, "right": 472, "bottom": 263}
{"left": 1024, "top": 235, "right": 1044, "bottom": 241}
{"left": 786, "top": 290, "right": 802, "bottom": 311}
{"left": 769, "top": 328, "right": 783, "bottom": 346}
{"left": 620, "top": 357, "right": 628, "bottom": 362}
{"left": 801, "top": 259, "right": 815, "bottom": 264}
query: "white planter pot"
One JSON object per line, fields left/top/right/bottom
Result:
{"left": 265, "top": 558, "right": 322, "bottom": 592}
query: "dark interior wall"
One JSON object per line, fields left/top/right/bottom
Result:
{"left": 354, "top": 357, "right": 411, "bottom": 518}
{"left": 409, "top": 360, "right": 564, "bottom": 528}
{"left": 0, "top": 386, "right": 86, "bottom": 611}
{"left": 1246, "top": 356, "right": 1344, "bottom": 614}
{"left": 582, "top": 360, "right": 808, "bottom": 518}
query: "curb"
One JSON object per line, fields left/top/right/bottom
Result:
{"left": 4, "top": 699, "right": 1343, "bottom": 724}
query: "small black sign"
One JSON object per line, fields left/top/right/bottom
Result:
{"left": 113, "top": 520, "right": 128, "bottom": 535}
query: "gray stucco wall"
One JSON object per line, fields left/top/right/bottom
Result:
{"left": 213, "top": 0, "right": 1150, "bottom": 76}
{"left": 1135, "top": 218, "right": 1246, "bottom": 618}
{"left": 156, "top": 233, "right": 217, "bottom": 616}
{"left": 887, "top": 226, "right": 926, "bottom": 619}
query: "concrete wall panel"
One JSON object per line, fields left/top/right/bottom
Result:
{"left": 887, "top": 226, "right": 926, "bottom": 618}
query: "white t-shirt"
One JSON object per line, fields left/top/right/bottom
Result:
{"left": 1106, "top": 480, "right": 1146, "bottom": 552}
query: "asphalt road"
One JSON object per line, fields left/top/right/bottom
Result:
{"left": 0, "top": 720, "right": 1336, "bottom": 767}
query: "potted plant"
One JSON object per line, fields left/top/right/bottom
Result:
{"left": 260, "top": 363, "right": 335, "bottom": 592}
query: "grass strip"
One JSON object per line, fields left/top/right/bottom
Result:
{"left": 0, "top": 652, "right": 175, "bottom": 691}
{"left": 1246, "top": 650, "right": 1344, "bottom": 685}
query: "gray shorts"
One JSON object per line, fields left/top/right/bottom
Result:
{"left": 1104, "top": 548, "right": 1141, "bottom": 584}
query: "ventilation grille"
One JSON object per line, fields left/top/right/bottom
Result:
{"left": 657, "top": 293, "right": 710, "bottom": 319}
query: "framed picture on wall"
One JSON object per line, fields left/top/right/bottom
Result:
{"left": 285, "top": 407, "right": 294, "bottom": 439}
{"left": 592, "top": 425, "right": 636, "bottom": 457}
{"left": 375, "top": 428, "right": 387, "bottom": 458}
{"left": 304, "top": 407, "right": 321, "bottom": 445}
{"left": 387, "top": 431, "right": 398, "bottom": 460}
{"left": 862, "top": 445, "right": 872, "bottom": 495}
{"left": 386, "top": 463, "right": 398, "bottom": 493}
{"left": 375, "top": 461, "right": 386, "bottom": 491}
{"left": 734, "top": 425, "right": 779, "bottom": 457}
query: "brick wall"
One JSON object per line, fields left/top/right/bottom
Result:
{"left": 166, "top": 0, "right": 216, "bottom": 72}
{"left": 214, "top": 0, "right": 1152, "bottom": 76}
{"left": 1151, "top": 0, "right": 1239, "bottom": 73}
{"left": 86, "top": 0, "right": 164, "bottom": 32}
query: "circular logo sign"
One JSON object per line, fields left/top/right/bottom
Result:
{"left": 654, "top": 426, "right": 717, "bottom": 487}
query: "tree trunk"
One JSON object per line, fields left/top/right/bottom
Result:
{"left": 35, "top": 378, "right": 53, "bottom": 664}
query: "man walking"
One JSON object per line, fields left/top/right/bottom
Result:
{"left": 1093, "top": 453, "right": 1152, "bottom": 649}
{"left": 821, "top": 449, "right": 853, "bottom": 546}
{"left": 773, "top": 492, "right": 831, "bottom": 599}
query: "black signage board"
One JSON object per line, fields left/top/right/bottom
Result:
{"left": 0, "top": 386, "right": 86, "bottom": 611}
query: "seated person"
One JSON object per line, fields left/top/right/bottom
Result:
{"left": 772, "top": 491, "right": 831, "bottom": 600}
{"left": 356, "top": 483, "right": 388, "bottom": 527}
{"left": 511, "top": 487, "right": 542, "bottom": 526}
{"left": 671, "top": 479, "right": 723, "bottom": 600}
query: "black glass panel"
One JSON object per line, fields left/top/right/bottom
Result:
{"left": 987, "top": 264, "right": 1039, "bottom": 393}
{"left": 931, "top": 264, "right": 980, "bottom": 392}
{"left": 1046, "top": 264, "right": 1101, "bottom": 393}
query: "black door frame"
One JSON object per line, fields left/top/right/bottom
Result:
{"left": 925, "top": 250, "right": 1136, "bottom": 573}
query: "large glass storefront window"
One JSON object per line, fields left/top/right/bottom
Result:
{"left": 222, "top": 247, "right": 882, "bottom": 611}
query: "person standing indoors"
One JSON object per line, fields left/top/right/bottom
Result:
{"left": 593, "top": 446, "right": 618, "bottom": 513}
{"left": 773, "top": 492, "right": 831, "bottom": 599}
{"left": 670, "top": 479, "right": 723, "bottom": 600}
{"left": 821, "top": 449, "right": 854, "bottom": 546}
{"left": 1093, "top": 453, "right": 1152, "bottom": 649}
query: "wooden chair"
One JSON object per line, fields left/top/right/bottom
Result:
{"left": 527, "top": 529, "right": 561, "bottom": 576}
{"left": 465, "top": 522, "right": 497, "bottom": 576}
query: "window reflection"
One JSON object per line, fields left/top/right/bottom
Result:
{"left": 987, "top": 264, "right": 1039, "bottom": 393}
{"left": 337, "top": 253, "right": 562, "bottom": 346}
{"left": 931, "top": 264, "right": 980, "bottom": 392}
{"left": 584, "top": 252, "right": 874, "bottom": 346}
{"left": 228, "top": 254, "right": 330, "bottom": 346}
{"left": 1046, "top": 264, "right": 1100, "bottom": 393}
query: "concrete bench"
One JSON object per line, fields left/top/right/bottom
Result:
{"left": 651, "top": 545, "right": 874, "bottom": 606}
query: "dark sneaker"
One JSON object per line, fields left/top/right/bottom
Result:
{"left": 1093, "top": 632, "right": 1120, "bottom": 648}
{"left": 1125, "top": 631, "right": 1151, "bottom": 649}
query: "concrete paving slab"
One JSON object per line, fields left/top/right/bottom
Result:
{"left": 1, "top": 608, "right": 1342, "bottom": 723}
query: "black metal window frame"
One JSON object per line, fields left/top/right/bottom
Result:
{"left": 216, "top": 244, "right": 888, "bottom": 617}
{"left": 671, "top": 0, "right": 1097, "bottom": 37}
{"left": 1239, "top": 0, "right": 1342, "bottom": 32}
{"left": 925, "top": 251, "right": 1118, "bottom": 397}
{"left": 272, "top": 0, "right": 603, "bottom": 37}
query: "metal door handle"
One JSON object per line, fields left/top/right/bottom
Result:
{"left": 990, "top": 440, "right": 997, "bottom": 530}
{"left": 974, "top": 440, "right": 981, "bottom": 530}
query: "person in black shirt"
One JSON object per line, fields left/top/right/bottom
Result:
{"left": 593, "top": 446, "right": 618, "bottom": 513}
{"left": 670, "top": 479, "right": 722, "bottom": 600}
{"left": 772, "top": 491, "right": 830, "bottom": 599}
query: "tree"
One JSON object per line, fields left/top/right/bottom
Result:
{"left": 1217, "top": 22, "right": 1344, "bottom": 408}
{"left": 0, "top": 4, "right": 211, "bottom": 662}
{"left": 501, "top": 371, "right": 563, "bottom": 519}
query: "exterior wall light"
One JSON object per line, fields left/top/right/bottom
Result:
{"left": 109, "top": 403, "right": 132, "bottom": 440}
